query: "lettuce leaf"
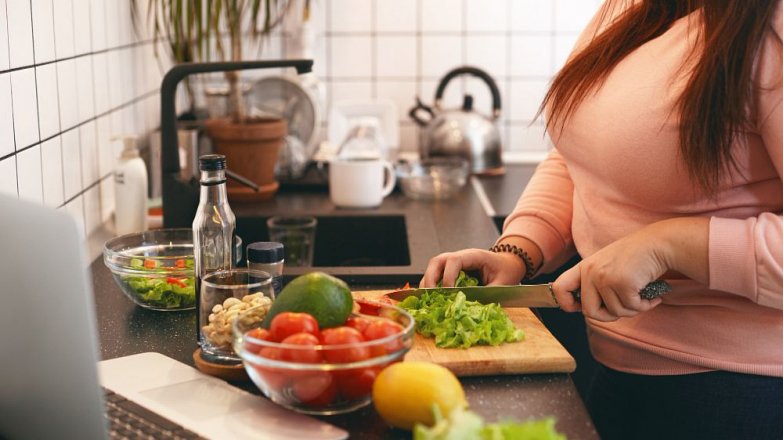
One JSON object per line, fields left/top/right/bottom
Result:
{"left": 414, "top": 406, "right": 566, "bottom": 440}
{"left": 400, "top": 272, "right": 524, "bottom": 348}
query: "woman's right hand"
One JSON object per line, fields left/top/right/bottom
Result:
{"left": 419, "top": 248, "right": 529, "bottom": 288}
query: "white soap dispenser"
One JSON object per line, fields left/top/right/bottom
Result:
{"left": 113, "top": 135, "right": 148, "bottom": 235}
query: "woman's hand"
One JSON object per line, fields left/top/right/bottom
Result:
{"left": 552, "top": 217, "right": 709, "bottom": 321}
{"left": 420, "top": 249, "right": 527, "bottom": 287}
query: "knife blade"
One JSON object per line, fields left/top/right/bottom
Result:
{"left": 386, "top": 280, "right": 672, "bottom": 308}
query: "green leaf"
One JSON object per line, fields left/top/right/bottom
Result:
{"left": 400, "top": 272, "right": 524, "bottom": 349}
{"left": 413, "top": 407, "right": 566, "bottom": 440}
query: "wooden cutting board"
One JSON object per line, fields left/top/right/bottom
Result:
{"left": 354, "top": 291, "right": 576, "bottom": 377}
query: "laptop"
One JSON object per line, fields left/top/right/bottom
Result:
{"left": 0, "top": 194, "right": 347, "bottom": 440}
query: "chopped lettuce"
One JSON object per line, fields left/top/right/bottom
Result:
{"left": 414, "top": 406, "right": 566, "bottom": 440}
{"left": 121, "top": 258, "right": 195, "bottom": 309}
{"left": 453, "top": 271, "right": 479, "bottom": 288}
{"left": 123, "top": 275, "right": 196, "bottom": 309}
{"left": 400, "top": 272, "right": 524, "bottom": 348}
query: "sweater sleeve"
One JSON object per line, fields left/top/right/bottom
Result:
{"left": 708, "top": 8, "right": 783, "bottom": 309}
{"left": 498, "top": 149, "right": 576, "bottom": 274}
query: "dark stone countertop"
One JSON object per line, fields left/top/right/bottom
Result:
{"left": 89, "top": 164, "right": 598, "bottom": 439}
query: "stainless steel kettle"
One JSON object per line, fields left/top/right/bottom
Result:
{"left": 409, "top": 66, "right": 505, "bottom": 175}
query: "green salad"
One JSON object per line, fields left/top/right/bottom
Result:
{"left": 414, "top": 406, "right": 566, "bottom": 440}
{"left": 121, "top": 258, "right": 196, "bottom": 309}
{"left": 400, "top": 272, "right": 524, "bottom": 348}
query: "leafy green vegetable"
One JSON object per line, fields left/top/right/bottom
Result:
{"left": 121, "top": 258, "right": 195, "bottom": 309}
{"left": 414, "top": 406, "right": 566, "bottom": 440}
{"left": 122, "top": 275, "right": 196, "bottom": 309}
{"left": 401, "top": 271, "right": 524, "bottom": 348}
{"left": 453, "top": 271, "right": 479, "bottom": 288}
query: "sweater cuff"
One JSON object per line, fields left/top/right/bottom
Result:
{"left": 708, "top": 216, "right": 758, "bottom": 301}
{"left": 499, "top": 215, "right": 568, "bottom": 274}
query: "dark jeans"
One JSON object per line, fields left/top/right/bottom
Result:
{"left": 586, "top": 364, "right": 783, "bottom": 440}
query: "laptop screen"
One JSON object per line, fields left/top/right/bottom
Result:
{"left": 0, "top": 194, "right": 108, "bottom": 439}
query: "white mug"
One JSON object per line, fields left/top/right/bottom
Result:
{"left": 329, "top": 158, "right": 397, "bottom": 208}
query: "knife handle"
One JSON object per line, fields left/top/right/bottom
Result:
{"left": 570, "top": 280, "right": 672, "bottom": 302}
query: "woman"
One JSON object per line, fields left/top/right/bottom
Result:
{"left": 421, "top": 1, "right": 783, "bottom": 438}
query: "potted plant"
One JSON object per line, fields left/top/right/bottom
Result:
{"left": 133, "top": 0, "right": 301, "bottom": 200}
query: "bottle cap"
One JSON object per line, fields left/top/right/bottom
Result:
{"left": 247, "top": 242, "right": 285, "bottom": 264}
{"left": 199, "top": 154, "right": 226, "bottom": 171}
{"left": 113, "top": 135, "right": 139, "bottom": 159}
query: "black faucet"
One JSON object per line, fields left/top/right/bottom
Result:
{"left": 160, "top": 60, "right": 314, "bottom": 228}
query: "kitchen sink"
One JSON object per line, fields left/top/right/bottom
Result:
{"left": 236, "top": 214, "right": 411, "bottom": 268}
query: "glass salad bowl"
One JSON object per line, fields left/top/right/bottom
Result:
{"left": 103, "top": 229, "right": 197, "bottom": 311}
{"left": 104, "top": 229, "right": 245, "bottom": 311}
{"left": 232, "top": 303, "right": 415, "bottom": 415}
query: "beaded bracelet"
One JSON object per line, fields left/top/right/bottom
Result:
{"left": 489, "top": 243, "right": 540, "bottom": 281}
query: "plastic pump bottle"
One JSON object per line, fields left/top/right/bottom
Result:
{"left": 113, "top": 136, "right": 148, "bottom": 235}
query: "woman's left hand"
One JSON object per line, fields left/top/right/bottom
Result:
{"left": 551, "top": 218, "right": 709, "bottom": 322}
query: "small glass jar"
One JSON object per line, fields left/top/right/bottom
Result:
{"left": 247, "top": 242, "right": 284, "bottom": 298}
{"left": 199, "top": 269, "right": 274, "bottom": 363}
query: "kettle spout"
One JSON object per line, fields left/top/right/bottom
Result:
{"left": 408, "top": 96, "right": 436, "bottom": 127}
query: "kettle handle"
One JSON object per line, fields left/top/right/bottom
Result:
{"left": 408, "top": 96, "right": 436, "bottom": 127}
{"left": 434, "top": 66, "right": 501, "bottom": 120}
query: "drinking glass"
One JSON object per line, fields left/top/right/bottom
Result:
{"left": 266, "top": 216, "right": 317, "bottom": 267}
{"left": 199, "top": 269, "right": 273, "bottom": 363}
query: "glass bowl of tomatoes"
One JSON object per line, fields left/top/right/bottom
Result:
{"left": 232, "top": 303, "right": 415, "bottom": 415}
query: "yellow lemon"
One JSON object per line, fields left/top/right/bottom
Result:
{"left": 372, "top": 361, "right": 467, "bottom": 430}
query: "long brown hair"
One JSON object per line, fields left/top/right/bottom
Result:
{"left": 541, "top": 0, "right": 778, "bottom": 192}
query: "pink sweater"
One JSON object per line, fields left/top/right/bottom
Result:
{"left": 500, "top": 2, "right": 783, "bottom": 376}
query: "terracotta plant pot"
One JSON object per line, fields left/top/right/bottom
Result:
{"left": 205, "top": 117, "right": 287, "bottom": 202}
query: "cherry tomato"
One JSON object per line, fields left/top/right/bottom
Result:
{"left": 292, "top": 373, "right": 338, "bottom": 407}
{"left": 320, "top": 326, "right": 370, "bottom": 363}
{"left": 254, "top": 347, "right": 288, "bottom": 390}
{"left": 244, "top": 328, "right": 271, "bottom": 354}
{"left": 280, "top": 332, "right": 322, "bottom": 364}
{"left": 353, "top": 297, "right": 393, "bottom": 316}
{"left": 269, "top": 312, "right": 320, "bottom": 342}
{"left": 363, "top": 319, "right": 404, "bottom": 356}
{"left": 143, "top": 259, "right": 158, "bottom": 269}
{"left": 345, "top": 316, "right": 371, "bottom": 333}
{"left": 336, "top": 367, "right": 378, "bottom": 400}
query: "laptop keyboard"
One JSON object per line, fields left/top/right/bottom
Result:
{"left": 103, "top": 388, "right": 206, "bottom": 440}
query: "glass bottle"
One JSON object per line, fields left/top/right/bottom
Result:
{"left": 192, "top": 154, "right": 236, "bottom": 359}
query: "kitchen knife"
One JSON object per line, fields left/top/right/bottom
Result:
{"left": 386, "top": 280, "right": 672, "bottom": 308}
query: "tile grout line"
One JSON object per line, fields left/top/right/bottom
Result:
{"left": 3, "top": 0, "right": 18, "bottom": 197}
{"left": 3, "top": 89, "right": 160, "bottom": 160}
{"left": 70, "top": 0, "right": 88, "bottom": 234}
{"left": 505, "top": 0, "right": 512, "bottom": 151}
{"left": 8, "top": 0, "right": 19, "bottom": 197}
{"left": 370, "top": 0, "right": 377, "bottom": 100}
{"left": 86, "top": 2, "right": 103, "bottom": 230}
{"left": 325, "top": 0, "right": 332, "bottom": 108}
{"left": 460, "top": 0, "right": 466, "bottom": 96}
{"left": 59, "top": 171, "right": 111, "bottom": 209}
{"left": 49, "top": 0, "right": 66, "bottom": 207}
{"left": 29, "top": 0, "right": 43, "bottom": 203}
{"left": 0, "top": 38, "right": 158, "bottom": 76}
{"left": 88, "top": 0, "right": 104, "bottom": 230}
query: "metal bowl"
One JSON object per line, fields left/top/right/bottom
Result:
{"left": 396, "top": 157, "right": 470, "bottom": 200}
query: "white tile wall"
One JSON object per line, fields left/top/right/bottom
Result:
{"left": 0, "top": 1, "right": 8, "bottom": 70}
{"left": 0, "top": 0, "right": 162, "bottom": 239}
{"left": 306, "top": 0, "right": 601, "bottom": 154}
{"left": 1, "top": 0, "right": 601, "bottom": 243}
{"left": 7, "top": 0, "right": 34, "bottom": 68}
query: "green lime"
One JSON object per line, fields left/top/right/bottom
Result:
{"left": 263, "top": 272, "right": 354, "bottom": 329}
